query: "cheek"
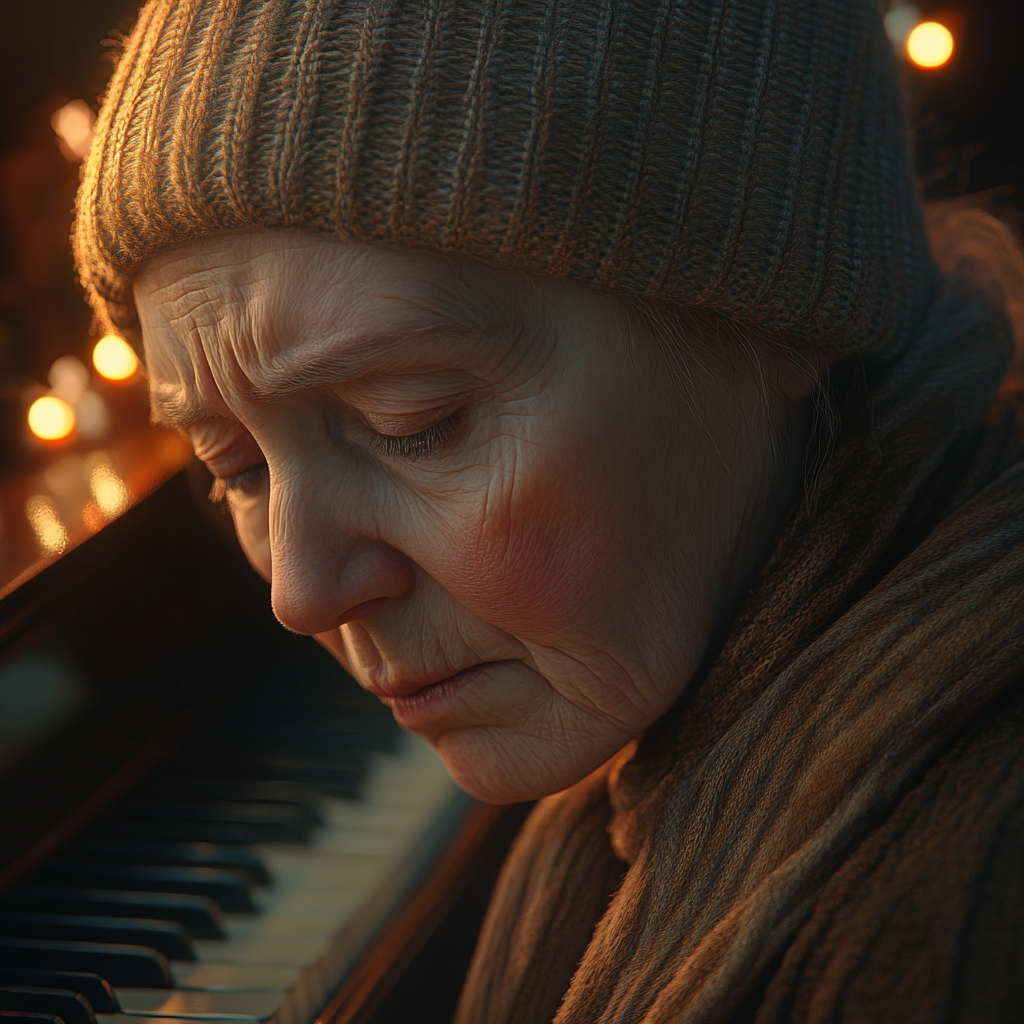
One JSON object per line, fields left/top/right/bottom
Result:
{"left": 231, "top": 502, "right": 272, "bottom": 582}
{"left": 435, "top": 460, "right": 618, "bottom": 640}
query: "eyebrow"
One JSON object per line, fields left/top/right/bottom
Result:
{"left": 150, "top": 320, "right": 485, "bottom": 430}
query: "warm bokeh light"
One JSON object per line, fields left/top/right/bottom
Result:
{"left": 75, "top": 390, "right": 111, "bottom": 441}
{"left": 92, "top": 335, "right": 140, "bottom": 381}
{"left": 88, "top": 453, "right": 131, "bottom": 519}
{"left": 884, "top": 4, "right": 920, "bottom": 49}
{"left": 25, "top": 495, "right": 69, "bottom": 556}
{"left": 82, "top": 501, "right": 107, "bottom": 534}
{"left": 28, "top": 396, "right": 76, "bottom": 441}
{"left": 48, "top": 355, "right": 90, "bottom": 405}
{"left": 51, "top": 99, "right": 95, "bottom": 162}
{"left": 907, "top": 21, "right": 954, "bottom": 68}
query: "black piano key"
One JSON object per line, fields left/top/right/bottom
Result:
{"left": 62, "top": 840, "right": 272, "bottom": 886}
{"left": 31, "top": 865, "right": 254, "bottom": 914}
{"left": 111, "top": 798, "right": 317, "bottom": 841}
{"left": 0, "top": 914, "right": 194, "bottom": 962}
{"left": 138, "top": 778, "right": 323, "bottom": 824}
{"left": 0, "top": 888, "right": 224, "bottom": 938}
{"left": 181, "top": 734, "right": 369, "bottom": 765}
{"left": 175, "top": 754, "right": 363, "bottom": 797}
{"left": 0, "top": 989, "right": 95, "bottom": 1024}
{"left": 219, "top": 724, "right": 395, "bottom": 757}
{"left": 0, "top": 1013, "right": 65, "bottom": 1024}
{"left": 0, "top": 972, "right": 118, "bottom": 1013}
{"left": 91, "top": 819, "right": 268, "bottom": 845}
{"left": 0, "top": 938, "right": 173, "bottom": 988}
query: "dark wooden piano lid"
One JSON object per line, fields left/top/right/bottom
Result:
{"left": 0, "top": 430, "right": 288, "bottom": 890}
{"left": 0, "top": 427, "right": 192, "bottom": 602}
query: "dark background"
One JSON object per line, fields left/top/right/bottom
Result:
{"left": 905, "top": 1, "right": 1024, "bottom": 210}
{"left": 0, "top": 0, "right": 1022, "bottom": 388}
{"left": 0, "top": 0, "right": 143, "bottom": 384}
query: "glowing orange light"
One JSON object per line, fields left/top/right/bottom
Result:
{"left": 51, "top": 100, "right": 94, "bottom": 162}
{"left": 92, "top": 335, "right": 140, "bottom": 381}
{"left": 26, "top": 495, "right": 69, "bottom": 555}
{"left": 907, "top": 21, "right": 954, "bottom": 68}
{"left": 82, "top": 500, "right": 106, "bottom": 534}
{"left": 88, "top": 452, "right": 131, "bottom": 519}
{"left": 28, "top": 396, "right": 76, "bottom": 441}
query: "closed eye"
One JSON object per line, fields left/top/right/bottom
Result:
{"left": 368, "top": 413, "right": 459, "bottom": 460}
{"left": 209, "top": 461, "right": 269, "bottom": 504}
{"left": 209, "top": 410, "right": 461, "bottom": 503}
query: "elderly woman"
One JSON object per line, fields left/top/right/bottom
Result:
{"left": 74, "top": 0, "right": 1024, "bottom": 1021}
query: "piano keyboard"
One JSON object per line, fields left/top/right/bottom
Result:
{"left": 0, "top": 653, "right": 470, "bottom": 1024}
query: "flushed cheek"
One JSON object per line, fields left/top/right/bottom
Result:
{"left": 433, "top": 472, "right": 619, "bottom": 644}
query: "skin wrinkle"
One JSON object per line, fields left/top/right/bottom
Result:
{"left": 134, "top": 225, "right": 821, "bottom": 804}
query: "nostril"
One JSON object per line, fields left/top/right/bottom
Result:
{"left": 271, "top": 539, "right": 416, "bottom": 635}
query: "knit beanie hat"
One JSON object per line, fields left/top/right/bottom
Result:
{"left": 74, "top": 0, "right": 935, "bottom": 358}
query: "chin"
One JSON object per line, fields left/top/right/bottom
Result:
{"left": 429, "top": 727, "right": 598, "bottom": 805}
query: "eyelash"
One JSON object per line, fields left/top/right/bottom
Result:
{"left": 209, "top": 413, "right": 460, "bottom": 504}
{"left": 367, "top": 414, "right": 460, "bottom": 460}
{"left": 209, "top": 462, "right": 268, "bottom": 505}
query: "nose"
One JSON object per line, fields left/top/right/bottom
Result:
{"left": 268, "top": 482, "right": 416, "bottom": 636}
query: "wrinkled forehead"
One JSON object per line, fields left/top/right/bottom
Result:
{"left": 132, "top": 228, "right": 522, "bottom": 426}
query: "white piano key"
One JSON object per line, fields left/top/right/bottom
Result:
{"left": 192, "top": 935, "right": 329, "bottom": 968}
{"left": 99, "top": 1017, "right": 257, "bottom": 1024}
{"left": 115, "top": 991, "right": 281, "bottom": 1019}
{"left": 170, "top": 964, "right": 299, "bottom": 992}
{"left": 159, "top": 733, "right": 471, "bottom": 1024}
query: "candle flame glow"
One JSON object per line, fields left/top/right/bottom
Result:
{"left": 92, "top": 335, "right": 140, "bottom": 382}
{"left": 28, "top": 396, "right": 76, "bottom": 441}
{"left": 907, "top": 21, "right": 954, "bottom": 68}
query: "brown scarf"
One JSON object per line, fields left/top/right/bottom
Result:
{"left": 455, "top": 279, "right": 1024, "bottom": 1024}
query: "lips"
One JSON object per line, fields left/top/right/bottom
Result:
{"left": 364, "top": 664, "right": 484, "bottom": 702}
{"left": 366, "top": 663, "right": 493, "bottom": 704}
{"left": 366, "top": 661, "right": 508, "bottom": 729}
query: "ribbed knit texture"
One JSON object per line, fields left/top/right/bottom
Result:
{"left": 75, "top": 0, "right": 934, "bottom": 357}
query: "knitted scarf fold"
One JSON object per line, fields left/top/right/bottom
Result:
{"left": 455, "top": 281, "right": 1024, "bottom": 1024}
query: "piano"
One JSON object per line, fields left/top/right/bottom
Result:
{"left": 0, "top": 426, "right": 529, "bottom": 1024}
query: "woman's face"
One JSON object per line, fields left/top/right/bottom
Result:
{"left": 135, "top": 228, "right": 809, "bottom": 802}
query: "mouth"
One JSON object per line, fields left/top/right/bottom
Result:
{"left": 365, "top": 662, "right": 509, "bottom": 727}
